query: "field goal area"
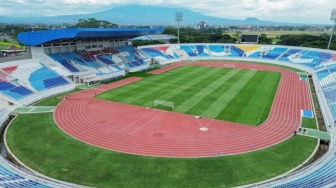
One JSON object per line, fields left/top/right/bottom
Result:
{"left": 223, "top": 64, "right": 236, "bottom": 68}
{"left": 152, "top": 100, "right": 174, "bottom": 111}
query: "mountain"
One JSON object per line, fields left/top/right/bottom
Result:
{"left": 0, "top": 5, "right": 306, "bottom": 26}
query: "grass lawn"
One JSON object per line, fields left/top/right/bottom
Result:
{"left": 6, "top": 113, "right": 317, "bottom": 188}
{"left": 97, "top": 65, "right": 280, "bottom": 126}
{"left": 32, "top": 89, "right": 80, "bottom": 106}
{"left": 301, "top": 117, "right": 317, "bottom": 130}
{"left": 0, "top": 40, "right": 22, "bottom": 50}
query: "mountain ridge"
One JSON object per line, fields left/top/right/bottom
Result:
{"left": 0, "top": 4, "right": 315, "bottom": 26}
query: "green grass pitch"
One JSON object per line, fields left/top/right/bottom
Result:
{"left": 6, "top": 113, "right": 317, "bottom": 188}
{"left": 96, "top": 65, "right": 281, "bottom": 126}
{"left": 5, "top": 63, "right": 317, "bottom": 187}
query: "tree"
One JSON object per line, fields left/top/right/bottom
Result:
{"left": 258, "top": 34, "right": 272, "bottom": 44}
{"left": 75, "top": 18, "right": 118, "bottom": 28}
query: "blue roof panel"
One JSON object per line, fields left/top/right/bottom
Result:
{"left": 18, "top": 27, "right": 165, "bottom": 46}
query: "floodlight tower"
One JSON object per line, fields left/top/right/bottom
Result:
{"left": 327, "top": 9, "right": 336, "bottom": 50}
{"left": 175, "top": 12, "right": 183, "bottom": 43}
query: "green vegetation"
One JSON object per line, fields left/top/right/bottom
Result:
{"left": 239, "top": 30, "right": 331, "bottom": 38}
{"left": 75, "top": 18, "right": 118, "bottom": 28}
{"left": 32, "top": 89, "right": 80, "bottom": 106}
{"left": 301, "top": 117, "right": 317, "bottom": 130}
{"left": 0, "top": 40, "right": 22, "bottom": 50}
{"left": 6, "top": 113, "right": 317, "bottom": 188}
{"left": 97, "top": 65, "right": 280, "bottom": 125}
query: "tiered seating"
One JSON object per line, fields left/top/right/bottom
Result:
{"left": 97, "top": 56, "right": 115, "bottom": 65}
{"left": 228, "top": 46, "right": 244, "bottom": 57}
{"left": 48, "top": 53, "right": 64, "bottom": 61}
{"left": 0, "top": 81, "right": 33, "bottom": 100}
{"left": 72, "top": 58, "right": 93, "bottom": 68}
{"left": 278, "top": 49, "right": 304, "bottom": 62}
{"left": 49, "top": 53, "right": 81, "bottom": 72}
{"left": 208, "top": 45, "right": 226, "bottom": 57}
{"left": 300, "top": 51, "right": 332, "bottom": 68}
{"left": 0, "top": 163, "right": 52, "bottom": 188}
{"left": 140, "top": 47, "right": 174, "bottom": 60}
{"left": 192, "top": 45, "right": 210, "bottom": 57}
{"left": 116, "top": 46, "right": 145, "bottom": 62}
{"left": 58, "top": 60, "right": 80, "bottom": 72}
{"left": 156, "top": 46, "right": 179, "bottom": 58}
{"left": 43, "top": 77, "right": 69, "bottom": 89}
{"left": 274, "top": 156, "right": 336, "bottom": 188}
{"left": 179, "top": 45, "right": 198, "bottom": 57}
{"left": 112, "top": 65, "right": 123, "bottom": 71}
{"left": 246, "top": 51, "right": 261, "bottom": 58}
{"left": 82, "top": 57, "right": 101, "bottom": 67}
{"left": 77, "top": 50, "right": 100, "bottom": 58}
{"left": 2, "top": 66, "right": 18, "bottom": 74}
{"left": 0, "top": 71, "right": 8, "bottom": 82}
{"left": 101, "top": 48, "right": 119, "bottom": 54}
{"left": 27, "top": 63, "right": 69, "bottom": 91}
{"left": 262, "top": 47, "right": 288, "bottom": 60}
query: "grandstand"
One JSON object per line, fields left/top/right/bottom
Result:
{"left": 0, "top": 26, "right": 335, "bottom": 187}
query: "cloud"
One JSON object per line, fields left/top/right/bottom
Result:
{"left": 0, "top": 0, "right": 335, "bottom": 23}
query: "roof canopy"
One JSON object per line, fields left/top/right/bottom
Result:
{"left": 18, "top": 27, "right": 165, "bottom": 46}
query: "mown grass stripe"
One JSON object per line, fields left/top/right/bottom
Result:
{"left": 139, "top": 68, "right": 226, "bottom": 107}
{"left": 119, "top": 67, "right": 214, "bottom": 104}
{"left": 216, "top": 72, "right": 280, "bottom": 125}
{"left": 100, "top": 66, "right": 195, "bottom": 95}
{"left": 202, "top": 70, "right": 257, "bottom": 118}
{"left": 184, "top": 70, "right": 247, "bottom": 116}
{"left": 97, "top": 66, "right": 202, "bottom": 100}
{"left": 175, "top": 69, "right": 241, "bottom": 112}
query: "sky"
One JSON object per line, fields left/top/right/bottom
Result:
{"left": 0, "top": 0, "right": 336, "bottom": 24}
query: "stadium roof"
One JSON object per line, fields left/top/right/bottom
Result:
{"left": 18, "top": 27, "right": 165, "bottom": 46}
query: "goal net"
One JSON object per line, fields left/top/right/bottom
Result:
{"left": 223, "top": 64, "right": 236, "bottom": 68}
{"left": 153, "top": 100, "right": 174, "bottom": 111}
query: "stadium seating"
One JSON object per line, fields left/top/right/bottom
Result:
{"left": 262, "top": 47, "right": 288, "bottom": 60}
{"left": 228, "top": 46, "right": 244, "bottom": 57}
{"left": 0, "top": 163, "right": 53, "bottom": 188}
{"left": 192, "top": 45, "right": 210, "bottom": 57}
{"left": 208, "top": 45, "right": 227, "bottom": 57}
{"left": 179, "top": 45, "right": 198, "bottom": 57}
{"left": 27, "top": 64, "right": 69, "bottom": 91}
{"left": 97, "top": 56, "right": 115, "bottom": 65}
{"left": 140, "top": 47, "right": 175, "bottom": 60}
{"left": 273, "top": 155, "right": 336, "bottom": 188}
{"left": 0, "top": 81, "right": 33, "bottom": 100}
{"left": 58, "top": 60, "right": 80, "bottom": 72}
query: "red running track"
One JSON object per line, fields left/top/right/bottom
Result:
{"left": 54, "top": 62, "right": 311, "bottom": 157}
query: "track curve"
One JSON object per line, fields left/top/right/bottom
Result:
{"left": 54, "top": 62, "right": 311, "bottom": 157}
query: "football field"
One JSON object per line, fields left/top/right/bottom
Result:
{"left": 97, "top": 65, "right": 281, "bottom": 125}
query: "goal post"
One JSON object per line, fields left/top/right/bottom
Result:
{"left": 152, "top": 100, "right": 174, "bottom": 111}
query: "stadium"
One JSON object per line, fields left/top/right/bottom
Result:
{"left": 0, "top": 25, "right": 335, "bottom": 188}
